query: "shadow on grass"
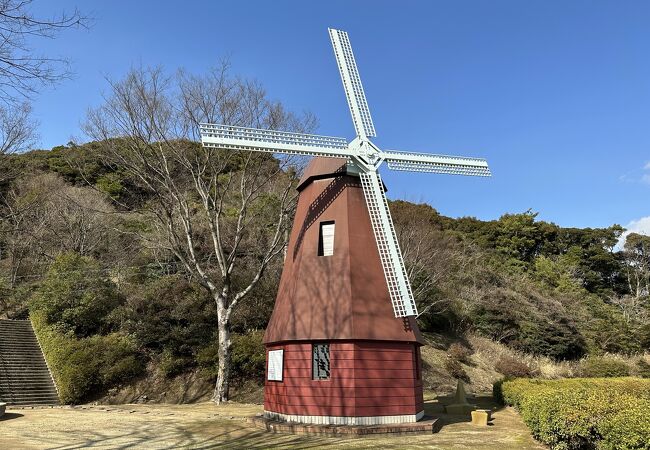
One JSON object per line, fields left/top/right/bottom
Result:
{"left": 0, "top": 412, "right": 24, "bottom": 421}
{"left": 19, "top": 419, "right": 333, "bottom": 450}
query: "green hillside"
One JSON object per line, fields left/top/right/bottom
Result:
{"left": 0, "top": 142, "right": 648, "bottom": 403}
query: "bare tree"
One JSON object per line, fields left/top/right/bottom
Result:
{"left": 609, "top": 233, "right": 650, "bottom": 327}
{"left": 0, "top": 0, "right": 88, "bottom": 103}
{"left": 392, "top": 201, "right": 483, "bottom": 321}
{"left": 0, "top": 1, "right": 89, "bottom": 221}
{"left": 0, "top": 100, "right": 38, "bottom": 193}
{"left": 623, "top": 233, "right": 650, "bottom": 300}
{"left": 85, "top": 65, "right": 314, "bottom": 403}
{"left": 0, "top": 101, "right": 36, "bottom": 153}
{"left": 2, "top": 173, "right": 115, "bottom": 285}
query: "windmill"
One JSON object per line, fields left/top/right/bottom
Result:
{"left": 200, "top": 28, "right": 490, "bottom": 426}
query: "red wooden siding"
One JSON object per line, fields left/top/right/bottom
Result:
{"left": 264, "top": 340, "right": 424, "bottom": 418}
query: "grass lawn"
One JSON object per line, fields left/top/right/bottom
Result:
{"left": 0, "top": 393, "right": 543, "bottom": 449}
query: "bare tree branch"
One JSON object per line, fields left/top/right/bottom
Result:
{"left": 84, "top": 63, "right": 313, "bottom": 403}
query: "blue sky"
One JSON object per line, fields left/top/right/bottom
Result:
{"left": 29, "top": 1, "right": 650, "bottom": 233}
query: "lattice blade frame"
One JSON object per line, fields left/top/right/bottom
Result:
{"left": 383, "top": 150, "right": 491, "bottom": 177}
{"left": 200, "top": 123, "right": 352, "bottom": 158}
{"left": 359, "top": 170, "right": 418, "bottom": 317}
{"left": 329, "top": 28, "right": 376, "bottom": 139}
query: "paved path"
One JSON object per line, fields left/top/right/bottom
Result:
{"left": 0, "top": 398, "right": 544, "bottom": 449}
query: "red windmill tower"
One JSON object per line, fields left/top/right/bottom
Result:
{"left": 200, "top": 28, "right": 491, "bottom": 425}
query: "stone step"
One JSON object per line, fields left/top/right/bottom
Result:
{"left": 0, "top": 336, "right": 39, "bottom": 341}
{"left": 0, "top": 387, "right": 57, "bottom": 397}
{"left": 0, "top": 392, "right": 58, "bottom": 398}
{"left": 0, "top": 340, "right": 41, "bottom": 346}
{"left": 4, "top": 401, "right": 59, "bottom": 406}
{"left": 0, "top": 360, "right": 49, "bottom": 365}
{"left": 0, "top": 320, "right": 58, "bottom": 406}
{"left": 0, "top": 334, "right": 36, "bottom": 337}
{"left": 0, "top": 373, "right": 52, "bottom": 379}
{"left": 0, "top": 366, "right": 50, "bottom": 370}
{"left": 0, "top": 337, "right": 40, "bottom": 342}
{"left": 0, "top": 385, "right": 56, "bottom": 391}
{"left": 3, "top": 399, "right": 59, "bottom": 405}
{"left": 2, "top": 396, "right": 59, "bottom": 402}
{"left": 0, "top": 380, "right": 53, "bottom": 384}
{"left": 0, "top": 346, "right": 43, "bottom": 350}
{"left": 0, "top": 329, "right": 34, "bottom": 332}
{"left": 0, "top": 370, "right": 52, "bottom": 375}
{"left": 4, "top": 398, "right": 59, "bottom": 403}
{"left": 1, "top": 388, "right": 58, "bottom": 394}
{"left": 0, "top": 364, "right": 49, "bottom": 368}
{"left": 0, "top": 379, "right": 55, "bottom": 384}
{"left": 0, "top": 379, "right": 52, "bottom": 384}
{"left": 1, "top": 390, "right": 58, "bottom": 397}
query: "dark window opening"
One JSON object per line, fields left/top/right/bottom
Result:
{"left": 318, "top": 221, "right": 335, "bottom": 256}
{"left": 312, "top": 343, "right": 330, "bottom": 380}
{"left": 415, "top": 346, "right": 421, "bottom": 381}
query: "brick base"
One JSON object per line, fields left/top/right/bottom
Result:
{"left": 264, "top": 409, "right": 424, "bottom": 426}
{"left": 252, "top": 413, "right": 440, "bottom": 436}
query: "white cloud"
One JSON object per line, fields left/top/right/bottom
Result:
{"left": 619, "top": 161, "right": 650, "bottom": 185}
{"left": 617, "top": 216, "right": 650, "bottom": 250}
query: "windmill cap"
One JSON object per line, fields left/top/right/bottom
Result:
{"left": 297, "top": 157, "right": 349, "bottom": 191}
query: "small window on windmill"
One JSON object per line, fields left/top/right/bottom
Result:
{"left": 312, "top": 343, "right": 330, "bottom": 380}
{"left": 318, "top": 221, "right": 335, "bottom": 256}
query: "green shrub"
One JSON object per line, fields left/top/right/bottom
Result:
{"left": 111, "top": 275, "right": 216, "bottom": 356}
{"left": 231, "top": 330, "right": 265, "bottom": 379}
{"left": 31, "top": 310, "right": 144, "bottom": 404}
{"left": 30, "top": 253, "right": 122, "bottom": 337}
{"left": 499, "top": 378, "right": 650, "bottom": 450}
{"left": 492, "top": 377, "right": 511, "bottom": 405}
{"left": 580, "top": 356, "right": 630, "bottom": 378}
{"left": 95, "top": 172, "right": 124, "bottom": 199}
{"left": 196, "top": 341, "right": 220, "bottom": 378}
{"left": 158, "top": 349, "right": 194, "bottom": 378}
{"left": 197, "top": 330, "right": 265, "bottom": 382}
{"left": 636, "top": 360, "right": 650, "bottom": 378}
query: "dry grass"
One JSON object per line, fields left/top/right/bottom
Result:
{"left": 420, "top": 332, "right": 650, "bottom": 395}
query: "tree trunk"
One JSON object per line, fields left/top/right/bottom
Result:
{"left": 213, "top": 315, "right": 232, "bottom": 404}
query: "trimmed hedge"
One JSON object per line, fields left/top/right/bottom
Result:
{"left": 31, "top": 310, "right": 144, "bottom": 404}
{"left": 499, "top": 378, "right": 650, "bottom": 450}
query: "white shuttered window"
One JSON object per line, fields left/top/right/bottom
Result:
{"left": 319, "top": 222, "right": 335, "bottom": 256}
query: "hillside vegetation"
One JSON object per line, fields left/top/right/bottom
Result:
{"left": 0, "top": 140, "right": 648, "bottom": 403}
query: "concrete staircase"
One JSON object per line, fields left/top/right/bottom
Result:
{"left": 0, "top": 319, "right": 59, "bottom": 406}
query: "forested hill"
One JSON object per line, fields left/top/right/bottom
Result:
{"left": 391, "top": 201, "right": 648, "bottom": 358}
{"left": 0, "top": 142, "right": 648, "bottom": 402}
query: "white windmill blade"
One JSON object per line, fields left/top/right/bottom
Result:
{"left": 200, "top": 123, "right": 351, "bottom": 158}
{"left": 328, "top": 28, "right": 376, "bottom": 139}
{"left": 359, "top": 170, "right": 418, "bottom": 317}
{"left": 382, "top": 150, "right": 491, "bottom": 177}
